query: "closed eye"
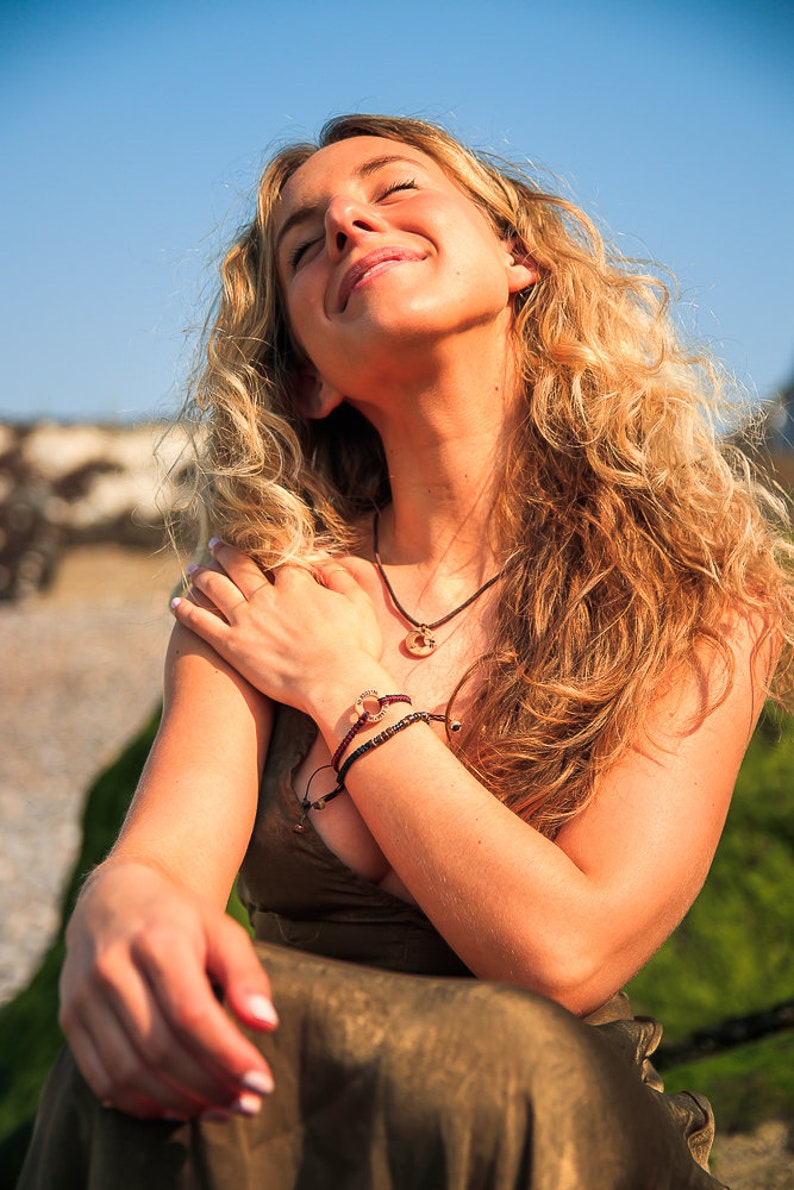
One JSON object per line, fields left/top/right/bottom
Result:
{"left": 287, "top": 179, "right": 418, "bottom": 270}
{"left": 377, "top": 178, "right": 419, "bottom": 200}
{"left": 288, "top": 235, "right": 322, "bottom": 270}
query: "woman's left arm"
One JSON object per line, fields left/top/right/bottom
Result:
{"left": 174, "top": 545, "right": 775, "bottom": 1015}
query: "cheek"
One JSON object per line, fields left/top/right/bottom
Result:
{"left": 285, "top": 280, "right": 326, "bottom": 357}
{"left": 431, "top": 203, "right": 509, "bottom": 285}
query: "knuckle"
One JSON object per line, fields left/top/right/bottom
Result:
{"left": 172, "top": 999, "right": 212, "bottom": 1033}
{"left": 90, "top": 950, "right": 126, "bottom": 994}
{"left": 129, "top": 928, "right": 163, "bottom": 963}
{"left": 130, "top": 922, "right": 184, "bottom": 966}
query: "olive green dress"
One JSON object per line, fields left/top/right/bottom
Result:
{"left": 20, "top": 706, "right": 727, "bottom": 1189}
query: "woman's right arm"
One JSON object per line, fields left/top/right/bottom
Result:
{"left": 58, "top": 622, "right": 278, "bottom": 1121}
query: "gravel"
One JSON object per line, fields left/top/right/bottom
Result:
{"left": 0, "top": 546, "right": 178, "bottom": 1004}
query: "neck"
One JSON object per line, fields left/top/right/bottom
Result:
{"left": 350, "top": 335, "right": 520, "bottom": 583}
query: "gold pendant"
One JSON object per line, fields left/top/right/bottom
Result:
{"left": 404, "top": 627, "right": 437, "bottom": 657}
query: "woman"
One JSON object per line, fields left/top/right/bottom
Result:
{"left": 21, "top": 115, "right": 793, "bottom": 1188}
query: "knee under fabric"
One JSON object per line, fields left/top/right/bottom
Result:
{"left": 19, "top": 943, "right": 723, "bottom": 1190}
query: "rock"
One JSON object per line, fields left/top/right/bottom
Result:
{"left": 0, "top": 421, "right": 196, "bottom": 599}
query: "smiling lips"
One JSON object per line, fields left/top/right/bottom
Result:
{"left": 337, "top": 247, "right": 425, "bottom": 312}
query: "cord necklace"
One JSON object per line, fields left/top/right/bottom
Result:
{"left": 372, "top": 510, "right": 503, "bottom": 657}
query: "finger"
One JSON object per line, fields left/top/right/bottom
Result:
{"left": 187, "top": 565, "right": 247, "bottom": 613}
{"left": 70, "top": 1004, "right": 196, "bottom": 1120}
{"left": 313, "top": 559, "right": 369, "bottom": 601}
{"left": 67, "top": 1017, "right": 154, "bottom": 1117}
{"left": 69, "top": 944, "right": 235, "bottom": 1113}
{"left": 338, "top": 554, "right": 376, "bottom": 584}
{"left": 192, "top": 563, "right": 273, "bottom": 619}
{"left": 209, "top": 540, "right": 274, "bottom": 602}
{"left": 313, "top": 560, "right": 357, "bottom": 590}
{"left": 184, "top": 585, "right": 227, "bottom": 617}
{"left": 140, "top": 930, "right": 276, "bottom": 1097}
{"left": 75, "top": 998, "right": 208, "bottom": 1118}
{"left": 100, "top": 966, "right": 254, "bottom": 1108}
{"left": 269, "top": 560, "right": 354, "bottom": 595}
{"left": 170, "top": 594, "right": 232, "bottom": 649}
{"left": 205, "top": 916, "right": 279, "bottom": 1034}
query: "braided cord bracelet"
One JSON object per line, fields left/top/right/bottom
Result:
{"left": 294, "top": 710, "right": 443, "bottom": 832}
{"left": 330, "top": 690, "right": 412, "bottom": 771}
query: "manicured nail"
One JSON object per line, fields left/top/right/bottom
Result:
{"left": 208, "top": 537, "right": 221, "bottom": 550}
{"left": 201, "top": 1108, "right": 233, "bottom": 1124}
{"left": 170, "top": 597, "right": 182, "bottom": 611}
{"left": 186, "top": 563, "right": 200, "bottom": 576}
{"left": 240, "top": 1069, "right": 274, "bottom": 1096}
{"left": 247, "top": 994, "right": 279, "bottom": 1027}
{"left": 230, "top": 1092, "right": 262, "bottom": 1117}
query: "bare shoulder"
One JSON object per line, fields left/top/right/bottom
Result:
{"left": 559, "top": 604, "right": 778, "bottom": 861}
{"left": 646, "top": 603, "right": 779, "bottom": 745}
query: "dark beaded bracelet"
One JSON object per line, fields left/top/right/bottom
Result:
{"left": 336, "top": 711, "right": 437, "bottom": 784}
{"left": 294, "top": 710, "right": 442, "bottom": 833}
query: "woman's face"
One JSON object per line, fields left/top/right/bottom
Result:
{"left": 272, "top": 136, "right": 534, "bottom": 406}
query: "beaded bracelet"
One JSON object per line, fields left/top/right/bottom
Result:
{"left": 336, "top": 711, "right": 438, "bottom": 784}
{"left": 330, "top": 690, "right": 412, "bottom": 772}
{"left": 293, "top": 710, "right": 442, "bottom": 833}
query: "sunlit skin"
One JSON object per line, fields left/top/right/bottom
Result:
{"left": 57, "top": 135, "right": 774, "bottom": 1125}
{"left": 275, "top": 137, "right": 536, "bottom": 417}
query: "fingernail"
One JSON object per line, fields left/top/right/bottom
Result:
{"left": 208, "top": 536, "right": 221, "bottom": 550}
{"left": 247, "top": 994, "right": 279, "bottom": 1027}
{"left": 186, "top": 563, "right": 200, "bottom": 576}
{"left": 170, "top": 597, "right": 182, "bottom": 610}
{"left": 240, "top": 1069, "right": 274, "bottom": 1096}
{"left": 201, "top": 1108, "right": 233, "bottom": 1124}
{"left": 230, "top": 1092, "right": 262, "bottom": 1117}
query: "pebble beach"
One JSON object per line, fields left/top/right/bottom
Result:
{"left": 0, "top": 545, "right": 179, "bottom": 1005}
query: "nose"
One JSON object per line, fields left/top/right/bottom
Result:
{"left": 324, "top": 195, "right": 385, "bottom": 258}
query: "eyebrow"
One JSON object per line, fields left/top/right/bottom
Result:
{"left": 275, "top": 154, "right": 423, "bottom": 253}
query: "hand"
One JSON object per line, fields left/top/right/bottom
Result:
{"left": 171, "top": 542, "right": 385, "bottom": 713}
{"left": 59, "top": 861, "right": 278, "bottom": 1121}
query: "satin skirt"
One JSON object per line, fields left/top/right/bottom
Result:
{"left": 19, "top": 941, "right": 726, "bottom": 1189}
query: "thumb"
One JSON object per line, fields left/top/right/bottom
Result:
{"left": 204, "top": 915, "right": 279, "bottom": 1032}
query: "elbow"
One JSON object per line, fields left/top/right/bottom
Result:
{"left": 511, "top": 934, "right": 620, "bottom": 1018}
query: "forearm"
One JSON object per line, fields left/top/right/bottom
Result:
{"left": 111, "top": 741, "right": 261, "bottom": 908}
{"left": 305, "top": 669, "right": 610, "bottom": 1010}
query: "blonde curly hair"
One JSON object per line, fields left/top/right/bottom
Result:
{"left": 176, "top": 113, "right": 794, "bottom": 836}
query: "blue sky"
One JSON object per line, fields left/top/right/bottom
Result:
{"left": 2, "top": 0, "right": 792, "bottom": 422}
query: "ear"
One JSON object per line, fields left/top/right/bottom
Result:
{"left": 294, "top": 367, "right": 345, "bottom": 420}
{"left": 503, "top": 243, "right": 540, "bottom": 295}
